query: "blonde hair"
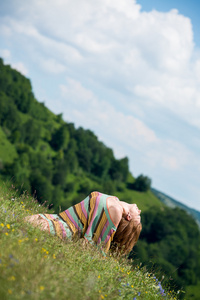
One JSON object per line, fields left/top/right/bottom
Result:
{"left": 111, "top": 218, "right": 142, "bottom": 255}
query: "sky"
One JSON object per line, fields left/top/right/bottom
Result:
{"left": 0, "top": 0, "right": 200, "bottom": 211}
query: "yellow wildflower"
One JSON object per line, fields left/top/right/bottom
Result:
{"left": 39, "top": 286, "right": 45, "bottom": 291}
{"left": 0, "top": 223, "right": 4, "bottom": 227}
{"left": 8, "top": 290, "right": 12, "bottom": 294}
{"left": 6, "top": 224, "right": 11, "bottom": 229}
{"left": 8, "top": 276, "right": 16, "bottom": 281}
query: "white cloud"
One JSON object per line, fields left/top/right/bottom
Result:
{"left": 0, "top": 17, "right": 83, "bottom": 69}
{"left": 194, "top": 58, "right": 200, "bottom": 82}
{"left": 146, "top": 139, "right": 191, "bottom": 171}
{"left": 60, "top": 78, "right": 95, "bottom": 104}
{"left": 1, "top": 0, "right": 199, "bottom": 131}
{"left": 40, "top": 58, "right": 66, "bottom": 74}
{"left": 60, "top": 78, "right": 157, "bottom": 142}
{"left": 0, "top": 23, "right": 12, "bottom": 37}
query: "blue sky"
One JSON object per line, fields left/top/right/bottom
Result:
{"left": 0, "top": 0, "right": 200, "bottom": 211}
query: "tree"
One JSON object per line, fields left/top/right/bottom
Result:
{"left": 136, "top": 206, "right": 200, "bottom": 289}
{"left": 52, "top": 164, "right": 68, "bottom": 186}
{"left": 109, "top": 157, "right": 129, "bottom": 182}
{"left": 2, "top": 103, "right": 21, "bottom": 133}
{"left": 30, "top": 170, "right": 52, "bottom": 203}
{"left": 21, "top": 119, "right": 41, "bottom": 147}
{"left": 50, "top": 125, "right": 70, "bottom": 151}
{"left": 131, "top": 174, "right": 151, "bottom": 192}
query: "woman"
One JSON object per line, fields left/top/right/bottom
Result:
{"left": 26, "top": 191, "right": 142, "bottom": 255}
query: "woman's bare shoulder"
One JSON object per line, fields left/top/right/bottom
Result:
{"left": 107, "top": 199, "right": 123, "bottom": 227}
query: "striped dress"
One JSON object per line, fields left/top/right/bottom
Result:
{"left": 37, "top": 191, "right": 118, "bottom": 253}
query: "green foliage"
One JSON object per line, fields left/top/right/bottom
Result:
{"left": 131, "top": 174, "right": 152, "bottom": 192}
{"left": 0, "top": 127, "right": 18, "bottom": 164}
{"left": 151, "top": 188, "right": 200, "bottom": 229}
{"left": 50, "top": 124, "right": 70, "bottom": 151}
{"left": 20, "top": 119, "right": 41, "bottom": 147}
{"left": 52, "top": 158, "right": 68, "bottom": 187}
{"left": 0, "top": 58, "right": 33, "bottom": 114}
{"left": 109, "top": 157, "right": 129, "bottom": 181}
{"left": 132, "top": 206, "right": 200, "bottom": 290}
{"left": 186, "top": 282, "right": 200, "bottom": 300}
{"left": 29, "top": 170, "right": 52, "bottom": 203}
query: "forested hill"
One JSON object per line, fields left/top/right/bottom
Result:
{"left": 0, "top": 58, "right": 157, "bottom": 210}
{"left": 0, "top": 58, "right": 200, "bottom": 299}
{"left": 152, "top": 188, "right": 200, "bottom": 228}
{"left": 0, "top": 57, "right": 139, "bottom": 210}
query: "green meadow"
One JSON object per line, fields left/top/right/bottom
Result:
{"left": 0, "top": 182, "right": 181, "bottom": 300}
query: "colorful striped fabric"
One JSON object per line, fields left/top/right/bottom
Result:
{"left": 39, "top": 192, "right": 118, "bottom": 253}
{"left": 38, "top": 213, "right": 72, "bottom": 240}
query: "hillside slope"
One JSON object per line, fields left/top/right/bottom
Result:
{"left": 0, "top": 182, "right": 180, "bottom": 300}
{"left": 151, "top": 188, "right": 200, "bottom": 227}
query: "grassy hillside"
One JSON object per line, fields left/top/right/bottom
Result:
{"left": 0, "top": 182, "right": 181, "bottom": 300}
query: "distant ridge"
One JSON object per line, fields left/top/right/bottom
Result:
{"left": 151, "top": 188, "right": 200, "bottom": 228}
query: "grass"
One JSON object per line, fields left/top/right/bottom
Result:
{"left": 0, "top": 182, "right": 182, "bottom": 300}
